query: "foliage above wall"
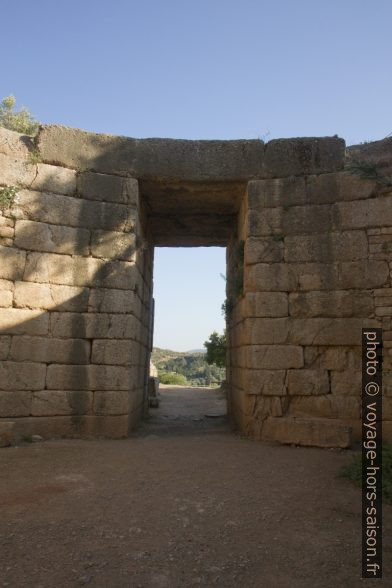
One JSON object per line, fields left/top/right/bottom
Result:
{"left": 0, "top": 95, "right": 39, "bottom": 136}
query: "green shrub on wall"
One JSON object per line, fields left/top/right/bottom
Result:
{"left": 0, "top": 95, "right": 39, "bottom": 136}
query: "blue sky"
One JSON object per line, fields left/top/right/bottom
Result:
{"left": 2, "top": 0, "right": 391, "bottom": 349}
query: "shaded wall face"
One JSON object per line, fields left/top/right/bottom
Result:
{"left": 228, "top": 172, "right": 392, "bottom": 447}
{"left": 0, "top": 132, "right": 152, "bottom": 439}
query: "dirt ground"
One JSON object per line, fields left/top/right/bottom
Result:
{"left": 1, "top": 386, "right": 391, "bottom": 587}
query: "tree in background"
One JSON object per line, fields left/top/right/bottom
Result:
{"left": 204, "top": 331, "right": 226, "bottom": 368}
{"left": 158, "top": 371, "right": 188, "bottom": 386}
{"left": 0, "top": 95, "right": 39, "bottom": 135}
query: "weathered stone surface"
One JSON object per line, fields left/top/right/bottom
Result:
{"left": 242, "top": 318, "right": 289, "bottom": 344}
{"left": 306, "top": 172, "right": 378, "bottom": 204}
{"left": 90, "top": 230, "right": 136, "bottom": 261}
{"left": 285, "top": 231, "right": 368, "bottom": 263}
{"left": 0, "top": 336, "right": 11, "bottom": 359}
{"left": 245, "top": 237, "right": 284, "bottom": 264}
{"left": 245, "top": 345, "right": 303, "bottom": 369}
{"left": 244, "top": 292, "right": 288, "bottom": 317}
{"left": 91, "top": 340, "right": 140, "bottom": 366}
{"left": 287, "top": 369, "right": 329, "bottom": 395}
{"left": 289, "top": 290, "right": 373, "bottom": 318}
{"left": 0, "top": 153, "right": 36, "bottom": 186}
{"left": 288, "top": 318, "right": 379, "bottom": 346}
{"left": 304, "top": 346, "right": 360, "bottom": 371}
{"left": 0, "top": 361, "right": 46, "bottom": 390}
{"left": 24, "top": 252, "right": 141, "bottom": 291}
{"left": 0, "top": 390, "right": 31, "bottom": 417}
{"left": 347, "top": 137, "right": 392, "bottom": 177}
{"left": 330, "top": 370, "right": 362, "bottom": 395}
{"left": 12, "top": 414, "right": 130, "bottom": 439}
{"left": 50, "top": 312, "right": 141, "bottom": 340}
{"left": 0, "top": 308, "right": 48, "bottom": 335}
{"left": 14, "top": 189, "right": 137, "bottom": 232}
{"left": 262, "top": 137, "right": 345, "bottom": 178}
{"left": 282, "top": 203, "right": 333, "bottom": 235}
{"left": 0, "top": 421, "right": 15, "bottom": 447}
{"left": 15, "top": 219, "right": 90, "bottom": 255}
{"left": 288, "top": 395, "right": 361, "bottom": 419}
{"left": 46, "top": 364, "right": 135, "bottom": 391}
{"left": 0, "top": 246, "right": 26, "bottom": 280}
{"left": 0, "top": 289, "right": 12, "bottom": 307}
{"left": 247, "top": 177, "right": 307, "bottom": 209}
{"left": 245, "top": 263, "right": 297, "bottom": 292}
{"left": 32, "top": 164, "right": 76, "bottom": 195}
{"left": 88, "top": 288, "right": 142, "bottom": 316}
{"left": 14, "top": 282, "right": 89, "bottom": 311}
{"left": 10, "top": 336, "right": 90, "bottom": 364}
{"left": 77, "top": 172, "right": 139, "bottom": 205}
{"left": 247, "top": 208, "right": 282, "bottom": 236}
{"left": 93, "top": 390, "right": 130, "bottom": 415}
{"left": 0, "top": 127, "right": 33, "bottom": 159}
{"left": 333, "top": 195, "right": 392, "bottom": 230}
{"left": 31, "top": 390, "right": 92, "bottom": 416}
{"left": 149, "top": 213, "right": 234, "bottom": 246}
{"left": 261, "top": 416, "right": 352, "bottom": 448}
{"left": 293, "top": 261, "right": 388, "bottom": 291}
{"left": 244, "top": 370, "right": 287, "bottom": 395}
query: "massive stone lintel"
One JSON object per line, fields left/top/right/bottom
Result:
{"left": 36, "top": 125, "right": 345, "bottom": 181}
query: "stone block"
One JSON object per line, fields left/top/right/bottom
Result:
{"left": 243, "top": 317, "right": 289, "bottom": 344}
{"left": 245, "top": 263, "right": 297, "bottom": 292}
{"left": 14, "top": 282, "right": 89, "bottom": 312}
{"left": 0, "top": 361, "right": 46, "bottom": 390}
{"left": 288, "top": 395, "right": 361, "bottom": 419}
{"left": 0, "top": 336, "right": 11, "bottom": 359}
{"left": 247, "top": 176, "right": 307, "bottom": 209}
{"left": 15, "top": 219, "right": 90, "bottom": 255}
{"left": 282, "top": 203, "right": 333, "bottom": 235}
{"left": 262, "top": 137, "right": 345, "bottom": 178}
{"left": 287, "top": 369, "right": 330, "bottom": 395}
{"left": 244, "top": 369, "right": 287, "bottom": 395}
{"left": 0, "top": 226, "right": 14, "bottom": 238}
{"left": 46, "top": 364, "right": 135, "bottom": 391}
{"left": 289, "top": 290, "right": 373, "bottom": 318}
{"left": 31, "top": 390, "right": 93, "bottom": 416}
{"left": 293, "top": 261, "right": 388, "bottom": 291}
{"left": 0, "top": 308, "right": 49, "bottom": 335}
{"left": 91, "top": 230, "right": 136, "bottom": 261}
{"left": 88, "top": 288, "right": 142, "bottom": 316}
{"left": 77, "top": 172, "right": 139, "bottom": 205}
{"left": 91, "top": 339, "right": 140, "bottom": 365}
{"left": 0, "top": 127, "right": 33, "bottom": 159}
{"left": 0, "top": 390, "right": 32, "bottom": 416}
{"left": 0, "top": 246, "right": 26, "bottom": 280}
{"left": 285, "top": 231, "right": 368, "bottom": 263}
{"left": 24, "top": 251, "right": 141, "bottom": 290}
{"left": 10, "top": 336, "right": 90, "bottom": 364}
{"left": 93, "top": 390, "right": 130, "bottom": 415}
{"left": 245, "top": 237, "right": 284, "bottom": 264}
{"left": 32, "top": 163, "right": 76, "bottom": 195}
{"left": 0, "top": 289, "right": 12, "bottom": 307}
{"left": 306, "top": 172, "right": 378, "bottom": 204}
{"left": 331, "top": 370, "right": 362, "bottom": 395}
{"left": 0, "top": 421, "right": 15, "bottom": 447}
{"left": 333, "top": 195, "right": 392, "bottom": 230}
{"left": 50, "top": 312, "right": 141, "bottom": 340}
{"left": 246, "top": 345, "right": 303, "bottom": 369}
{"left": 261, "top": 416, "right": 352, "bottom": 448}
{"left": 304, "top": 346, "right": 360, "bottom": 371}
{"left": 14, "top": 189, "right": 137, "bottom": 232}
{"left": 288, "top": 318, "right": 379, "bottom": 346}
{"left": 12, "top": 414, "right": 130, "bottom": 439}
{"left": 244, "top": 292, "right": 288, "bottom": 317}
{"left": 247, "top": 208, "right": 282, "bottom": 236}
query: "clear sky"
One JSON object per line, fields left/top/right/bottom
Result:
{"left": 2, "top": 0, "right": 391, "bottom": 350}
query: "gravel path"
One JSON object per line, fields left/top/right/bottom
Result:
{"left": 0, "top": 386, "right": 391, "bottom": 587}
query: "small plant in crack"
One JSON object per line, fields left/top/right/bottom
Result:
{"left": 0, "top": 185, "right": 19, "bottom": 210}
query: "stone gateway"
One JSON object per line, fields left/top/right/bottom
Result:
{"left": 0, "top": 124, "right": 391, "bottom": 448}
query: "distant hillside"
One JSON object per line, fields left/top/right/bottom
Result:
{"left": 151, "top": 347, "right": 225, "bottom": 387}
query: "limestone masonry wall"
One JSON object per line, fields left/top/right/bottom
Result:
{"left": 0, "top": 124, "right": 391, "bottom": 447}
